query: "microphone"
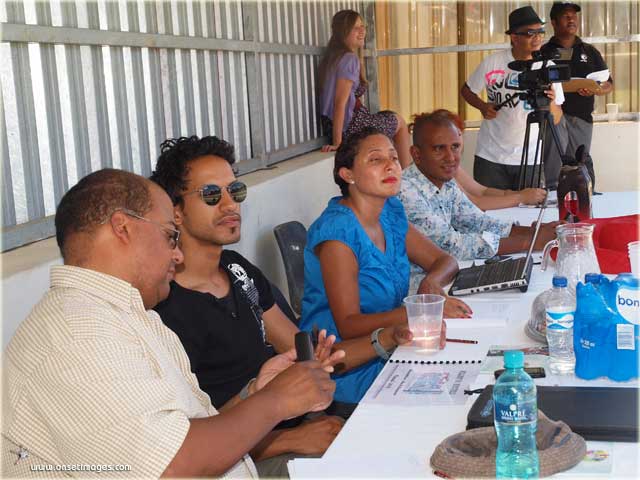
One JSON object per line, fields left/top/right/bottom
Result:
{"left": 508, "top": 60, "right": 530, "bottom": 71}
{"left": 294, "top": 331, "right": 315, "bottom": 361}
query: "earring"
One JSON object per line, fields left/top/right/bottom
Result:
{"left": 350, "top": 180, "right": 355, "bottom": 185}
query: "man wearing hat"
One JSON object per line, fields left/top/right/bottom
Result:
{"left": 461, "top": 6, "right": 565, "bottom": 191}
{"left": 541, "top": 2, "right": 613, "bottom": 191}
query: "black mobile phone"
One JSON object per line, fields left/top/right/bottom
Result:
{"left": 494, "top": 367, "right": 546, "bottom": 379}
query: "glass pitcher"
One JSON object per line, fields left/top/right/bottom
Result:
{"left": 541, "top": 223, "right": 600, "bottom": 289}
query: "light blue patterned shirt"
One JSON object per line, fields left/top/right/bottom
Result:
{"left": 399, "top": 164, "right": 513, "bottom": 290}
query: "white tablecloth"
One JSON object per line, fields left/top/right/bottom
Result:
{"left": 289, "top": 191, "right": 640, "bottom": 478}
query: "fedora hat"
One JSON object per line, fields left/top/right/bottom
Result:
{"left": 505, "top": 6, "right": 545, "bottom": 34}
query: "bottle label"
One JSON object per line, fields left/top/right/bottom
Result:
{"left": 616, "top": 287, "right": 640, "bottom": 325}
{"left": 616, "top": 324, "right": 635, "bottom": 350}
{"left": 546, "top": 309, "right": 574, "bottom": 330}
{"left": 494, "top": 400, "right": 537, "bottom": 424}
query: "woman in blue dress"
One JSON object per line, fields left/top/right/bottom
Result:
{"left": 317, "top": 10, "right": 412, "bottom": 169}
{"left": 301, "top": 128, "right": 472, "bottom": 406}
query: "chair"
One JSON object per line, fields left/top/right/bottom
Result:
{"left": 270, "top": 281, "right": 299, "bottom": 326}
{"left": 273, "top": 221, "right": 307, "bottom": 316}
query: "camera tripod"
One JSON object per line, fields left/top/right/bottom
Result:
{"left": 496, "top": 92, "right": 565, "bottom": 190}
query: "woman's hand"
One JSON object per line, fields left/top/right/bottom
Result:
{"left": 313, "top": 328, "right": 345, "bottom": 373}
{"left": 417, "top": 276, "right": 446, "bottom": 296}
{"left": 444, "top": 296, "right": 472, "bottom": 318}
{"left": 321, "top": 144, "right": 340, "bottom": 153}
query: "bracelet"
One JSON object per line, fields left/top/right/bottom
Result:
{"left": 239, "top": 378, "right": 257, "bottom": 400}
{"left": 371, "top": 328, "right": 393, "bottom": 361}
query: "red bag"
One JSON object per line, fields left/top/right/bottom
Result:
{"left": 550, "top": 215, "right": 640, "bottom": 274}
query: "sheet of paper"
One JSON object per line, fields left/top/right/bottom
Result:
{"left": 586, "top": 69, "right": 610, "bottom": 82}
{"left": 392, "top": 327, "right": 506, "bottom": 363}
{"left": 361, "top": 362, "right": 480, "bottom": 406}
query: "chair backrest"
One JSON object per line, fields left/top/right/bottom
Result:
{"left": 270, "top": 281, "right": 299, "bottom": 326}
{"left": 273, "top": 221, "right": 307, "bottom": 316}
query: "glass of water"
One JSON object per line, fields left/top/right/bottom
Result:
{"left": 403, "top": 294, "right": 445, "bottom": 353}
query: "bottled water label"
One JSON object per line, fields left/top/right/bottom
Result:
{"left": 617, "top": 324, "right": 635, "bottom": 350}
{"left": 494, "top": 400, "right": 536, "bottom": 424}
{"left": 616, "top": 287, "right": 640, "bottom": 325}
{"left": 546, "top": 309, "right": 574, "bottom": 331}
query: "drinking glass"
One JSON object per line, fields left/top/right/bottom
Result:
{"left": 403, "top": 294, "right": 445, "bottom": 353}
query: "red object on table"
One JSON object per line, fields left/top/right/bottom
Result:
{"left": 549, "top": 215, "right": 640, "bottom": 274}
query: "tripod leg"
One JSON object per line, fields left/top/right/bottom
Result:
{"left": 535, "top": 120, "right": 546, "bottom": 188}
{"left": 519, "top": 118, "right": 532, "bottom": 190}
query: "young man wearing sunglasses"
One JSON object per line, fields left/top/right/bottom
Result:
{"left": 151, "top": 135, "right": 414, "bottom": 476}
{"left": 461, "top": 6, "right": 566, "bottom": 191}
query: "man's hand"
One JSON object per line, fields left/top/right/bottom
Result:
{"left": 285, "top": 416, "right": 344, "bottom": 455}
{"left": 260, "top": 360, "right": 335, "bottom": 419}
{"left": 444, "top": 297, "right": 472, "bottom": 318}
{"left": 518, "top": 188, "right": 547, "bottom": 205}
{"left": 545, "top": 89, "right": 557, "bottom": 103}
{"left": 481, "top": 103, "right": 498, "bottom": 120}
{"left": 577, "top": 87, "right": 595, "bottom": 97}
{"left": 417, "top": 276, "right": 446, "bottom": 296}
{"left": 313, "top": 329, "right": 346, "bottom": 373}
{"left": 533, "top": 221, "right": 562, "bottom": 250}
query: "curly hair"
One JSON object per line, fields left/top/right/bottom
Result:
{"left": 333, "top": 127, "right": 386, "bottom": 197}
{"left": 55, "top": 168, "right": 152, "bottom": 259}
{"left": 410, "top": 109, "right": 462, "bottom": 147}
{"left": 150, "top": 135, "right": 235, "bottom": 205}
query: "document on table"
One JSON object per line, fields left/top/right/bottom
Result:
{"left": 288, "top": 453, "right": 428, "bottom": 478}
{"left": 361, "top": 362, "right": 480, "bottom": 406}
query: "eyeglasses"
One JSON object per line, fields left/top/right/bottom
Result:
{"left": 513, "top": 29, "right": 546, "bottom": 37}
{"left": 120, "top": 209, "right": 181, "bottom": 249}
{"left": 183, "top": 181, "right": 248, "bottom": 206}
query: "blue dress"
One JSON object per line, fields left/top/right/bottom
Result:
{"left": 300, "top": 196, "right": 410, "bottom": 403}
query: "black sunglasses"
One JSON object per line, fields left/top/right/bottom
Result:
{"left": 513, "top": 29, "right": 546, "bottom": 37}
{"left": 183, "top": 181, "right": 248, "bottom": 206}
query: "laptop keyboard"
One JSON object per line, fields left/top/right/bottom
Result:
{"left": 456, "top": 257, "right": 527, "bottom": 290}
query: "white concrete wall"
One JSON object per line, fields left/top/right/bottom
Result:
{"left": 2, "top": 120, "right": 638, "bottom": 348}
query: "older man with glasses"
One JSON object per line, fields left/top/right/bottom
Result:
{"left": 2, "top": 168, "right": 339, "bottom": 478}
{"left": 461, "top": 6, "right": 566, "bottom": 191}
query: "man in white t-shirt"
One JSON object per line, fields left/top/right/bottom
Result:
{"left": 462, "top": 6, "right": 566, "bottom": 191}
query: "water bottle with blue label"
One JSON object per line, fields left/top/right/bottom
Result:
{"left": 494, "top": 350, "right": 539, "bottom": 479}
{"left": 545, "top": 276, "right": 576, "bottom": 374}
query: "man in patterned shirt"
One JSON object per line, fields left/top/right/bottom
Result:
{"left": 2, "top": 168, "right": 337, "bottom": 478}
{"left": 398, "top": 111, "right": 558, "bottom": 290}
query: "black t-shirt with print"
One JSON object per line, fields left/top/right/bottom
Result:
{"left": 541, "top": 36, "right": 611, "bottom": 123}
{"left": 154, "top": 250, "right": 276, "bottom": 408}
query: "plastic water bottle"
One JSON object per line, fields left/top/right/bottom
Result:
{"left": 545, "top": 276, "right": 576, "bottom": 374}
{"left": 494, "top": 350, "right": 539, "bottom": 479}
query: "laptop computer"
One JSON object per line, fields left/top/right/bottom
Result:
{"left": 448, "top": 204, "right": 546, "bottom": 296}
{"left": 467, "top": 385, "right": 638, "bottom": 442}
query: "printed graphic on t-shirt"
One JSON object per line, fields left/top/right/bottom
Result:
{"left": 227, "top": 262, "right": 266, "bottom": 342}
{"left": 484, "top": 69, "right": 532, "bottom": 111}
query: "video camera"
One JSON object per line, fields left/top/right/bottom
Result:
{"left": 507, "top": 49, "right": 571, "bottom": 110}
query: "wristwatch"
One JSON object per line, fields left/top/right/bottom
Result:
{"left": 371, "top": 327, "right": 394, "bottom": 360}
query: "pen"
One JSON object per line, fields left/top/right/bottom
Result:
{"left": 446, "top": 338, "right": 478, "bottom": 344}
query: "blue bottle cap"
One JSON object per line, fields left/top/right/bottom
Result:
{"left": 585, "top": 273, "right": 600, "bottom": 284}
{"left": 552, "top": 276, "right": 568, "bottom": 287}
{"left": 504, "top": 350, "right": 524, "bottom": 369}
